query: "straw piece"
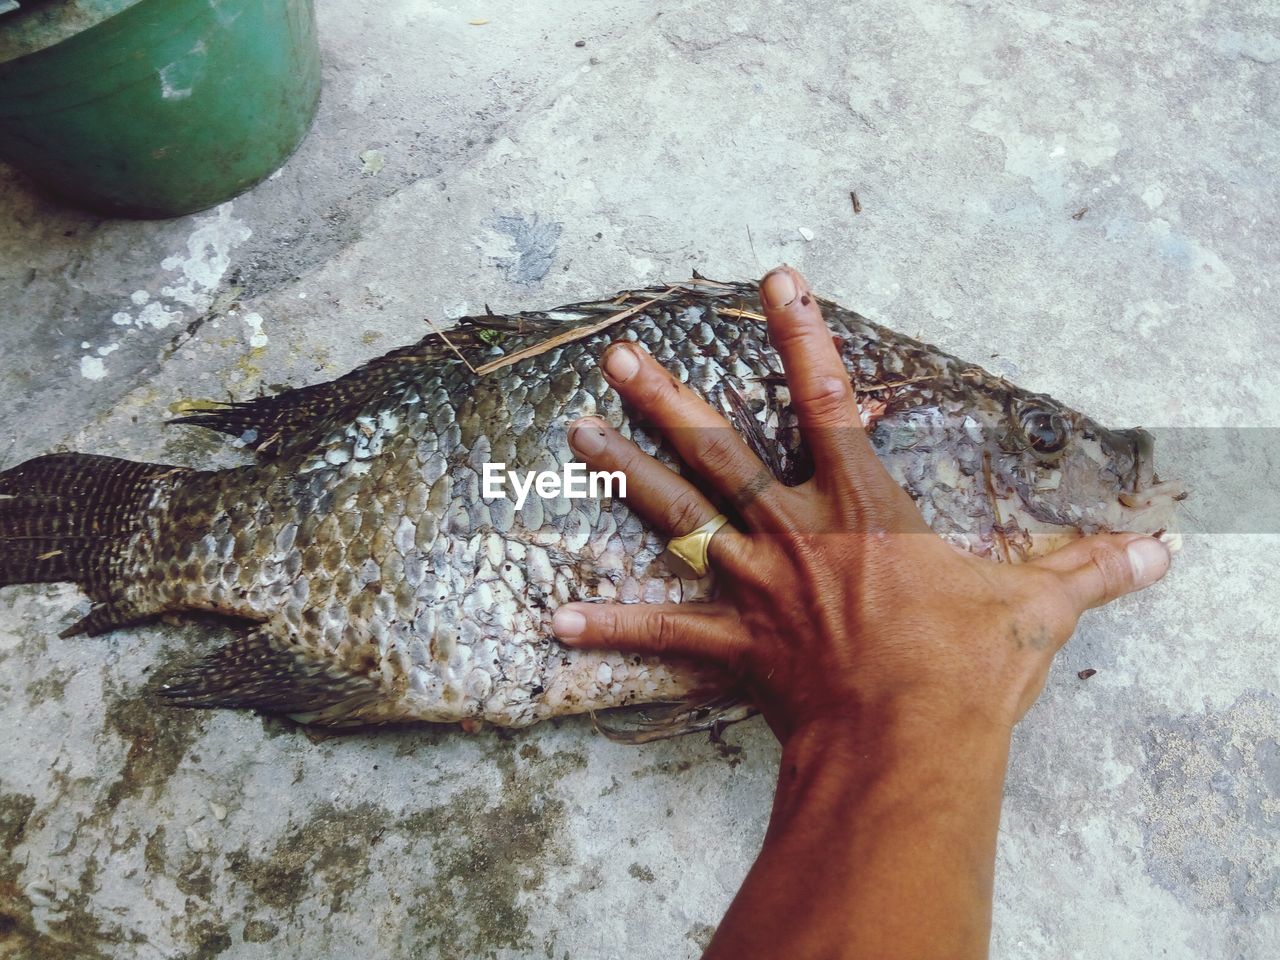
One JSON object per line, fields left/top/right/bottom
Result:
{"left": 473, "top": 288, "right": 678, "bottom": 376}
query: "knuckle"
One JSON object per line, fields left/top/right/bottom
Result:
{"left": 768, "top": 325, "right": 819, "bottom": 353}
{"left": 597, "top": 606, "right": 623, "bottom": 638}
{"left": 796, "top": 376, "right": 854, "bottom": 426}
{"left": 665, "top": 490, "right": 707, "bottom": 536}
{"left": 759, "top": 490, "right": 809, "bottom": 533}
{"left": 708, "top": 533, "right": 754, "bottom": 579}
{"left": 1088, "top": 543, "right": 1133, "bottom": 600}
{"left": 632, "top": 367, "right": 682, "bottom": 409}
{"left": 694, "top": 430, "right": 746, "bottom": 476}
{"left": 612, "top": 442, "right": 645, "bottom": 476}
{"left": 648, "top": 611, "right": 682, "bottom": 654}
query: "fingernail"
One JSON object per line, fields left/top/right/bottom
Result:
{"left": 1126, "top": 537, "right": 1171, "bottom": 587}
{"left": 761, "top": 268, "right": 797, "bottom": 309}
{"left": 569, "top": 419, "right": 608, "bottom": 456}
{"left": 552, "top": 607, "right": 587, "bottom": 641}
{"left": 603, "top": 343, "right": 640, "bottom": 383}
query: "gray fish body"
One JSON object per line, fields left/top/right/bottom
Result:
{"left": 0, "top": 280, "right": 1181, "bottom": 730}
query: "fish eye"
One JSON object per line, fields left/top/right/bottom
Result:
{"left": 1020, "top": 407, "right": 1070, "bottom": 454}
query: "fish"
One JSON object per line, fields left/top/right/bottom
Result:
{"left": 0, "top": 277, "right": 1183, "bottom": 737}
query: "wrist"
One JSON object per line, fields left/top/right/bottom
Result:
{"left": 782, "top": 697, "right": 1012, "bottom": 768}
{"left": 727, "top": 700, "right": 1013, "bottom": 960}
{"left": 771, "top": 702, "right": 1012, "bottom": 821}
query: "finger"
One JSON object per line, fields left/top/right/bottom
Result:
{"left": 568, "top": 416, "right": 753, "bottom": 574}
{"left": 1033, "top": 533, "right": 1171, "bottom": 614}
{"left": 551, "top": 600, "right": 747, "bottom": 663}
{"left": 600, "top": 340, "right": 785, "bottom": 525}
{"left": 759, "top": 266, "right": 871, "bottom": 480}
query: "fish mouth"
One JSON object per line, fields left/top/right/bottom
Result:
{"left": 1117, "top": 426, "right": 1188, "bottom": 505}
{"left": 1111, "top": 426, "right": 1187, "bottom": 551}
{"left": 1089, "top": 425, "right": 1156, "bottom": 493}
{"left": 1126, "top": 426, "right": 1156, "bottom": 492}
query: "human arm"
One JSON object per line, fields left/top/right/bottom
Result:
{"left": 550, "top": 266, "right": 1172, "bottom": 958}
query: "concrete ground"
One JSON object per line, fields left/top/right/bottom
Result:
{"left": 1, "top": 0, "right": 1278, "bottom": 957}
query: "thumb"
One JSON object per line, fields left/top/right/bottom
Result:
{"left": 1034, "top": 533, "right": 1172, "bottom": 613}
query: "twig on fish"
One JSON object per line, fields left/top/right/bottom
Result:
{"left": 718, "top": 307, "right": 767, "bottom": 322}
{"left": 474, "top": 288, "right": 677, "bottom": 376}
{"left": 681, "top": 275, "right": 737, "bottom": 290}
{"left": 1071, "top": 207, "right": 1088, "bottom": 220}
{"left": 982, "top": 452, "right": 1010, "bottom": 564}
{"left": 850, "top": 190, "right": 862, "bottom": 214}
{"left": 864, "top": 374, "right": 935, "bottom": 393}
{"left": 424, "top": 317, "right": 478, "bottom": 374}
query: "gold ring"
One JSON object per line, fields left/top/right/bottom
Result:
{"left": 662, "top": 513, "right": 730, "bottom": 579}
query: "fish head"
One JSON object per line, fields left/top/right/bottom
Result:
{"left": 981, "top": 387, "right": 1184, "bottom": 558}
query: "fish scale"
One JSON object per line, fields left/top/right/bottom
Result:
{"left": 0, "top": 279, "right": 1181, "bottom": 736}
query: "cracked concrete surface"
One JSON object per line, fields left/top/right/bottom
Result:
{"left": 1, "top": 0, "right": 1277, "bottom": 956}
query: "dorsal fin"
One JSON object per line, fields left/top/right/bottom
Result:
{"left": 168, "top": 324, "right": 503, "bottom": 456}
{"left": 169, "top": 280, "right": 751, "bottom": 458}
{"left": 720, "top": 382, "right": 786, "bottom": 481}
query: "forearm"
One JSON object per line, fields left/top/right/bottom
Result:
{"left": 550, "top": 265, "right": 1172, "bottom": 959}
{"left": 705, "top": 712, "right": 1012, "bottom": 960}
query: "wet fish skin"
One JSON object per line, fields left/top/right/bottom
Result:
{"left": 0, "top": 279, "right": 1181, "bottom": 732}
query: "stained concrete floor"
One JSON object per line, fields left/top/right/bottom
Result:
{"left": 1, "top": 0, "right": 1278, "bottom": 957}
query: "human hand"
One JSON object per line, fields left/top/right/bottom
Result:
{"left": 550, "top": 266, "right": 1172, "bottom": 746}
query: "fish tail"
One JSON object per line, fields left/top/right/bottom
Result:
{"left": 0, "top": 453, "right": 188, "bottom": 635}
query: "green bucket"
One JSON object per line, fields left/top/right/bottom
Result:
{"left": 0, "top": 0, "right": 321, "bottom": 218}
